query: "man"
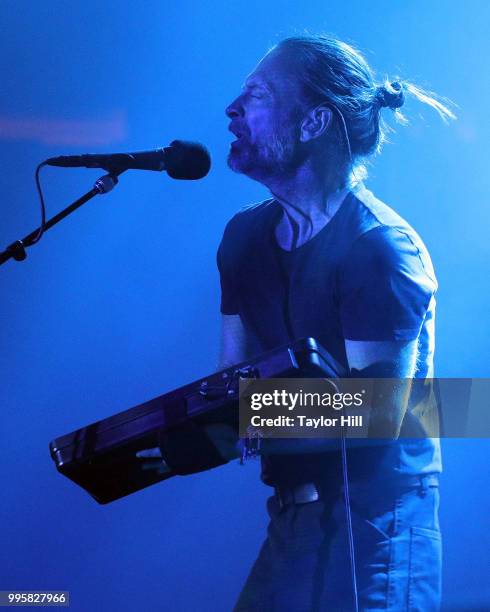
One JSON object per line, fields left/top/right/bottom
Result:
{"left": 216, "top": 35, "right": 454, "bottom": 611}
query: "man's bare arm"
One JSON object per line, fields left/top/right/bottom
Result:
{"left": 259, "top": 338, "right": 418, "bottom": 455}
{"left": 218, "top": 314, "right": 248, "bottom": 369}
{"left": 215, "top": 322, "right": 418, "bottom": 457}
{"left": 197, "top": 315, "right": 249, "bottom": 462}
{"left": 345, "top": 339, "right": 417, "bottom": 439}
{"left": 137, "top": 314, "right": 248, "bottom": 467}
{"left": 344, "top": 339, "right": 417, "bottom": 377}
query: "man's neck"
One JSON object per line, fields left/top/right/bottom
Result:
{"left": 267, "top": 164, "right": 342, "bottom": 215}
{"left": 266, "top": 163, "right": 349, "bottom": 242}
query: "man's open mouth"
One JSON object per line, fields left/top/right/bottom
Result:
{"left": 229, "top": 125, "right": 246, "bottom": 142}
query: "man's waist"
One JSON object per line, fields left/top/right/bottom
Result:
{"left": 260, "top": 439, "right": 441, "bottom": 488}
{"left": 274, "top": 473, "right": 440, "bottom": 510}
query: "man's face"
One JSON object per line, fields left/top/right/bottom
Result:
{"left": 225, "top": 50, "right": 305, "bottom": 182}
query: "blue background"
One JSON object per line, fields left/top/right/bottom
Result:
{"left": 1, "top": 1, "right": 489, "bottom": 610}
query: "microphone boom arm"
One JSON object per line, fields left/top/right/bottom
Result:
{"left": 0, "top": 168, "right": 125, "bottom": 267}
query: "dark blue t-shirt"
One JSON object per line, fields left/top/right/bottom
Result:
{"left": 217, "top": 184, "right": 441, "bottom": 484}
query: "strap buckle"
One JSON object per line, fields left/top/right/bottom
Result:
{"left": 275, "top": 482, "right": 320, "bottom": 509}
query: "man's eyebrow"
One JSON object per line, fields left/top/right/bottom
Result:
{"left": 243, "top": 78, "right": 273, "bottom": 93}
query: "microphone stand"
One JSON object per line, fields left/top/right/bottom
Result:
{"left": 0, "top": 168, "right": 126, "bottom": 267}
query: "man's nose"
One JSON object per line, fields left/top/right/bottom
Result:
{"left": 225, "top": 96, "right": 243, "bottom": 118}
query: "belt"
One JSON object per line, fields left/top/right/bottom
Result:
{"left": 274, "top": 473, "right": 439, "bottom": 510}
{"left": 274, "top": 482, "right": 320, "bottom": 508}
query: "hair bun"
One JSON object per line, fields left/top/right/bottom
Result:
{"left": 376, "top": 80, "right": 405, "bottom": 110}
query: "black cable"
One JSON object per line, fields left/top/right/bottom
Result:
{"left": 328, "top": 106, "right": 360, "bottom": 610}
{"left": 31, "top": 162, "right": 48, "bottom": 245}
{"left": 340, "top": 428, "right": 359, "bottom": 612}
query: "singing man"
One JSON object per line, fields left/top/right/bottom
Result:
{"left": 217, "top": 34, "right": 454, "bottom": 611}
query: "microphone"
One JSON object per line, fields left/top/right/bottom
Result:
{"left": 44, "top": 140, "right": 211, "bottom": 180}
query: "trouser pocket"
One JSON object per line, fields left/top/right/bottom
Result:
{"left": 408, "top": 526, "right": 442, "bottom": 611}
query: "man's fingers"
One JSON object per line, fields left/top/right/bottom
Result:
{"left": 141, "top": 461, "right": 171, "bottom": 474}
{"left": 136, "top": 447, "right": 163, "bottom": 459}
{"left": 136, "top": 447, "right": 171, "bottom": 474}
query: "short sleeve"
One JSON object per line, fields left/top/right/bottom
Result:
{"left": 339, "top": 225, "right": 437, "bottom": 341}
{"left": 216, "top": 219, "right": 240, "bottom": 315}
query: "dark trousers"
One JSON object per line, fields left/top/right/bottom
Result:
{"left": 234, "top": 477, "right": 441, "bottom": 611}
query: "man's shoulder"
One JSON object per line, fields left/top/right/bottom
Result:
{"left": 345, "top": 185, "right": 437, "bottom": 285}
{"left": 225, "top": 197, "right": 276, "bottom": 228}
{"left": 220, "top": 198, "right": 277, "bottom": 248}
{"left": 349, "top": 184, "right": 420, "bottom": 238}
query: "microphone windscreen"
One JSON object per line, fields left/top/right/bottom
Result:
{"left": 165, "top": 140, "right": 211, "bottom": 180}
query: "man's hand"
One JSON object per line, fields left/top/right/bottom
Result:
{"left": 136, "top": 447, "right": 172, "bottom": 475}
{"left": 135, "top": 424, "right": 241, "bottom": 474}
{"left": 204, "top": 423, "right": 242, "bottom": 461}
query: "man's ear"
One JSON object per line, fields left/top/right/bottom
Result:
{"left": 300, "top": 105, "right": 333, "bottom": 143}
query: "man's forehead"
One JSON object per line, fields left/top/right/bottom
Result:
{"left": 243, "top": 51, "right": 294, "bottom": 90}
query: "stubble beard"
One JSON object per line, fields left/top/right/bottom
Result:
{"left": 227, "top": 125, "right": 300, "bottom": 180}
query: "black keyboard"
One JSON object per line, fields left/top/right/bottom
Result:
{"left": 49, "top": 337, "right": 342, "bottom": 504}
